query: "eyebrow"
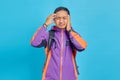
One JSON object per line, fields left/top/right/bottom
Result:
{"left": 55, "top": 16, "right": 68, "bottom": 18}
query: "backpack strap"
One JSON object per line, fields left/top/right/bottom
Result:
{"left": 48, "top": 30, "right": 55, "bottom": 51}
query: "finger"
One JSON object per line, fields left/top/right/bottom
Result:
{"left": 53, "top": 14, "right": 56, "bottom": 18}
{"left": 51, "top": 14, "right": 56, "bottom": 19}
{"left": 68, "top": 15, "right": 70, "bottom": 21}
{"left": 50, "top": 14, "right": 56, "bottom": 23}
{"left": 50, "top": 14, "right": 56, "bottom": 17}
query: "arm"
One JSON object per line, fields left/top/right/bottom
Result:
{"left": 30, "top": 26, "right": 48, "bottom": 47}
{"left": 68, "top": 30, "right": 87, "bottom": 51}
{"left": 30, "top": 14, "right": 55, "bottom": 47}
{"left": 66, "top": 15, "right": 87, "bottom": 51}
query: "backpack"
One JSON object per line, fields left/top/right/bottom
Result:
{"left": 48, "top": 30, "right": 55, "bottom": 51}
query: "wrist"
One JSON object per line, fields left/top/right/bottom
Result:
{"left": 68, "top": 29, "right": 72, "bottom": 32}
{"left": 67, "top": 27, "right": 72, "bottom": 32}
{"left": 67, "top": 26, "right": 72, "bottom": 32}
{"left": 43, "top": 23, "right": 48, "bottom": 28}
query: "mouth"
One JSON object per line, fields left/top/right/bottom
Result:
{"left": 59, "top": 23, "right": 65, "bottom": 26}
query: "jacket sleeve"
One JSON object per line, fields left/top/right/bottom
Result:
{"left": 68, "top": 30, "right": 87, "bottom": 51}
{"left": 30, "top": 26, "right": 49, "bottom": 47}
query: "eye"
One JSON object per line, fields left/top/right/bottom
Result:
{"left": 55, "top": 17, "right": 60, "bottom": 20}
{"left": 63, "top": 17, "right": 67, "bottom": 20}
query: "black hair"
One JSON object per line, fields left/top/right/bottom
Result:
{"left": 54, "top": 6, "right": 70, "bottom": 15}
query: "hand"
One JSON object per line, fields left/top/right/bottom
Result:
{"left": 66, "top": 15, "right": 72, "bottom": 31}
{"left": 44, "top": 14, "right": 56, "bottom": 27}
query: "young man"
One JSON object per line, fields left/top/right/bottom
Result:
{"left": 30, "top": 6, "right": 87, "bottom": 80}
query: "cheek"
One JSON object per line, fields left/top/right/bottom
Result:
{"left": 65, "top": 20, "right": 68, "bottom": 24}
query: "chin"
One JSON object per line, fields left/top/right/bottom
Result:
{"left": 58, "top": 26, "right": 66, "bottom": 29}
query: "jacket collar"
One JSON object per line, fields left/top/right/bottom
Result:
{"left": 51, "top": 26, "right": 66, "bottom": 32}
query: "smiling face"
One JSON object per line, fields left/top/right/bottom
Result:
{"left": 54, "top": 10, "right": 68, "bottom": 29}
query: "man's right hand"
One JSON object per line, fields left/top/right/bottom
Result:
{"left": 44, "top": 14, "right": 56, "bottom": 27}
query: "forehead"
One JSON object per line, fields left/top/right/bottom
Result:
{"left": 55, "top": 10, "right": 68, "bottom": 17}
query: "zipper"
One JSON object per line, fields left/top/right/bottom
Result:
{"left": 60, "top": 29, "right": 64, "bottom": 80}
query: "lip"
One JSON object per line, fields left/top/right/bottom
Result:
{"left": 59, "top": 24, "right": 65, "bottom": 26}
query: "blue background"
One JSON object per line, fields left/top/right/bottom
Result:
{"left": 0, "top": 0, "right": 120, "bottom": 80}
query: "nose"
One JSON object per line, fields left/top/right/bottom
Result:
{"left": 59, "top": 18, "right": 63, "bottom": 22}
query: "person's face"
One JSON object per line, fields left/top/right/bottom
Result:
{"left": 54, "top": 10, "right": 68, "bottom": 29}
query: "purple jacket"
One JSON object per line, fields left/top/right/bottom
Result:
{"left": 30, "top": 26, "right": 87, "bottom": 80}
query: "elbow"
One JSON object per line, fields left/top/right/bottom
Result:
{"left": 83, "top": 42, "right": 87, "bottom": 49}
{"left": 30, "top": 37, "right": 36, "bottom": 47}
{"left": 30, "top": 40, "right": 39, "bottom": 47}
{"left": 77, "top": 47, "right": 86, "bottom": 52}
{"left": 30, "top": 39, "right": 47, "bottom": 48}
{"left": 77, "top": 42, "right": 87, "bottom": 52}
